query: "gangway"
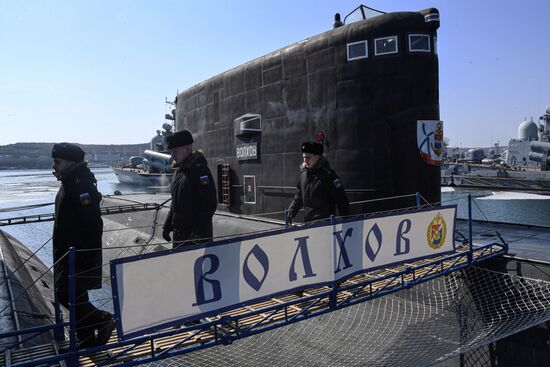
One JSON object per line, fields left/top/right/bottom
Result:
{"left": 1, "top": 244, "right": 506, "bottom": 367}
{"left": 0, "top": 195, "right": 514, "bottom": 367}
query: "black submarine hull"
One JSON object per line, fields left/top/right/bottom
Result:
{"left": 175, "top": 8, "right": 442, "bottom": 218}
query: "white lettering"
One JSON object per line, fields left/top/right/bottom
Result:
{"left": 236, "top": 144, "right": 257, "bottom": 159}
{"left": 113, "top": 206, "right": 456, "bottom": 339}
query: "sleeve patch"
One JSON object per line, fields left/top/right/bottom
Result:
{"left": 79, "top": 192, "right": 92, "bottom": 205}
{"left": 333, "top": 178, "right": 342, "bottom": 188}
{"left": 200, "top": 175, "right": 210, "bottom": 185}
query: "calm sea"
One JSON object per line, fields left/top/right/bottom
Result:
{"left": 1, "top": 168, "right": 549, "bottom": 266}
{"left": 0, "top": 168, "right": 167, "bottom": 266}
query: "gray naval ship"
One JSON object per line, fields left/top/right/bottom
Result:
{"left": 111, "top": 121, "right": 175, "bottom": 187}
{"left": 2, "top": 4, "right": 550, "bottom": 367}
{"left": 442, "top": 106, "right": 550, "bottom": 191}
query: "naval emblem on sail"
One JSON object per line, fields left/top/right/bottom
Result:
{"left": 417, "top": 120, "right": 444, "bottom": 166}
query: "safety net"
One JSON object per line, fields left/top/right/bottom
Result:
{"left": 144, "top": 266, "right": 550, "bottom": 367}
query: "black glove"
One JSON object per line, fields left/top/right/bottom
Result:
{"left": 162, "top": 227, "right": 172, "bottom": 242}
{"left": 286, "top": 211, "right": 294, "bottom": 226}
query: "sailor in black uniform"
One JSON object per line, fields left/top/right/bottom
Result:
{"left": 162, "top": 130, "right": 217, "bottom": 247}
{"left": 51, "top": 143, "right": 114, "bottom": 348}
{"left": 287, "top": 142, "right": 350, "bottom": 223}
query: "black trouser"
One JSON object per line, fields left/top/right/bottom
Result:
{"left": 57, "top": 284, "right": 109, "bottom": 344}
{"left": 173, "top": 230, "right": 211, "bottom": 249}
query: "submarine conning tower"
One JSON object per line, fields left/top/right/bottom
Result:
{"left": 175, "top": 6, "right": 441, "bottom": 218}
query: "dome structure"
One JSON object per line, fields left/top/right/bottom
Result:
{"left": 518, "top": 118, "right": 538, "bottom": 140}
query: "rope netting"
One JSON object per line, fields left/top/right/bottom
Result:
{"left": 143, "top": 267, "right": 550, "bottom": 367}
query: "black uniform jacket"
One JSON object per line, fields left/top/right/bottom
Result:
{"left": 164, "top": 151, "right": 217, "bottom": 243}
{"left": 288, "top": 157, "right": 350, "bottom": 222}
{"left": 53, "top": 162, "right": 103, "bottom": 291}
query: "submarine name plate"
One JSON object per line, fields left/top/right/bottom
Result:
{"left": 236, "top": 142, "right": 258, "bottom": 161}
{"left": 111, "top": 206, "right": 456, "bottom": 339}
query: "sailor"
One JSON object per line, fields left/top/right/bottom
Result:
{"left": 287, "top": 142, "right": 350, "bottom": 224}
{"left": 51, "top": 143, "right": 114, "bottom": 348}
{"left": 163, "top": 130, "right": 217, "bottom": 247}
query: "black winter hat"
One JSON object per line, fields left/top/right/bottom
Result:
{"left": 301, "top": 141, "right": 323, "bottom": 156}
{"left": 51, "top": 143, "right": 85, "bottom": 162}
{"left": 166, "top": 130, "right": 194, "bottom": 149}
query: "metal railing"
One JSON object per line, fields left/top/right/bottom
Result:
{"left": 0, "top": 193, "right": 509, "bottom": 367}
{"left": 0, "top": 203, "right": 162, "bottom": 227}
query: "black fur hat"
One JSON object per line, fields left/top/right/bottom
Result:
{"left": 51, "top": 143, "right": 85, "bottom": 162}
{"left": 301, "top": 141, "right": 323, "bottom": 156}
{"left": 166, "top": 130, "right": 194, "bottom": 149}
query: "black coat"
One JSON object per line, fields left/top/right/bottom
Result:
{"left": 164, "top": 151, "right": 217, "bottom": 244}
{"left": 288, "top": 157, "right": 350, "bottom": 222}
{"left": 53, "top": 162, "right": 103, "bottom": 292}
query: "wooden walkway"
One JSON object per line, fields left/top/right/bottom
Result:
{"left": 2, "top": 243, "right": 505, "bottom": 367}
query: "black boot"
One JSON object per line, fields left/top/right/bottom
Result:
{"left": 77, "top": 327, "right": 98, "bottom": 349}
{"left": 94, "top": 312, "right": 115, "bottom": 346}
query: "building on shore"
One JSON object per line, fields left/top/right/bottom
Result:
{"left": 0, "top": 142, "right": 149, "bottom": 169}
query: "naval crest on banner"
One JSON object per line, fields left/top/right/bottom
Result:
{"left": 426, "top": 212, "right": 447, "bottom": 249}
{"left": 417, "top": 120, "right": 444, "bottom": 166}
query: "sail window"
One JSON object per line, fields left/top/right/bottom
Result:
{"left": 409, "top": 34, "right": 431, "bottom": 52}
{"left": 374, "top": 36, "right": 398, "bottom": 56}
{"left": 347, "top": 41, "right": 368, "bottom": 61}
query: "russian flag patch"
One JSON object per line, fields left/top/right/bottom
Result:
{"left": 80, "top": 192, "right": 92, "bottom": 205}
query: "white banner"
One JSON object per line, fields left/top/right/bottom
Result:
{"left": 112, "top": 206, "right": 456, "bottom": 339}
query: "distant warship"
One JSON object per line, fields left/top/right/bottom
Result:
{"left": 112, "top": 120, "right": 175, "bottom": 187}
{"left": 442, "top": 106, "right": 550, "bottom": 191}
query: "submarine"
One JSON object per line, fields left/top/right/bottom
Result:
{"left": 173, "top": 5, "right": 443, "bottom": 218}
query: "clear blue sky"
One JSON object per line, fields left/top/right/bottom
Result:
{"left": 1, "top": 0, "right": 549, "bottom": 148}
